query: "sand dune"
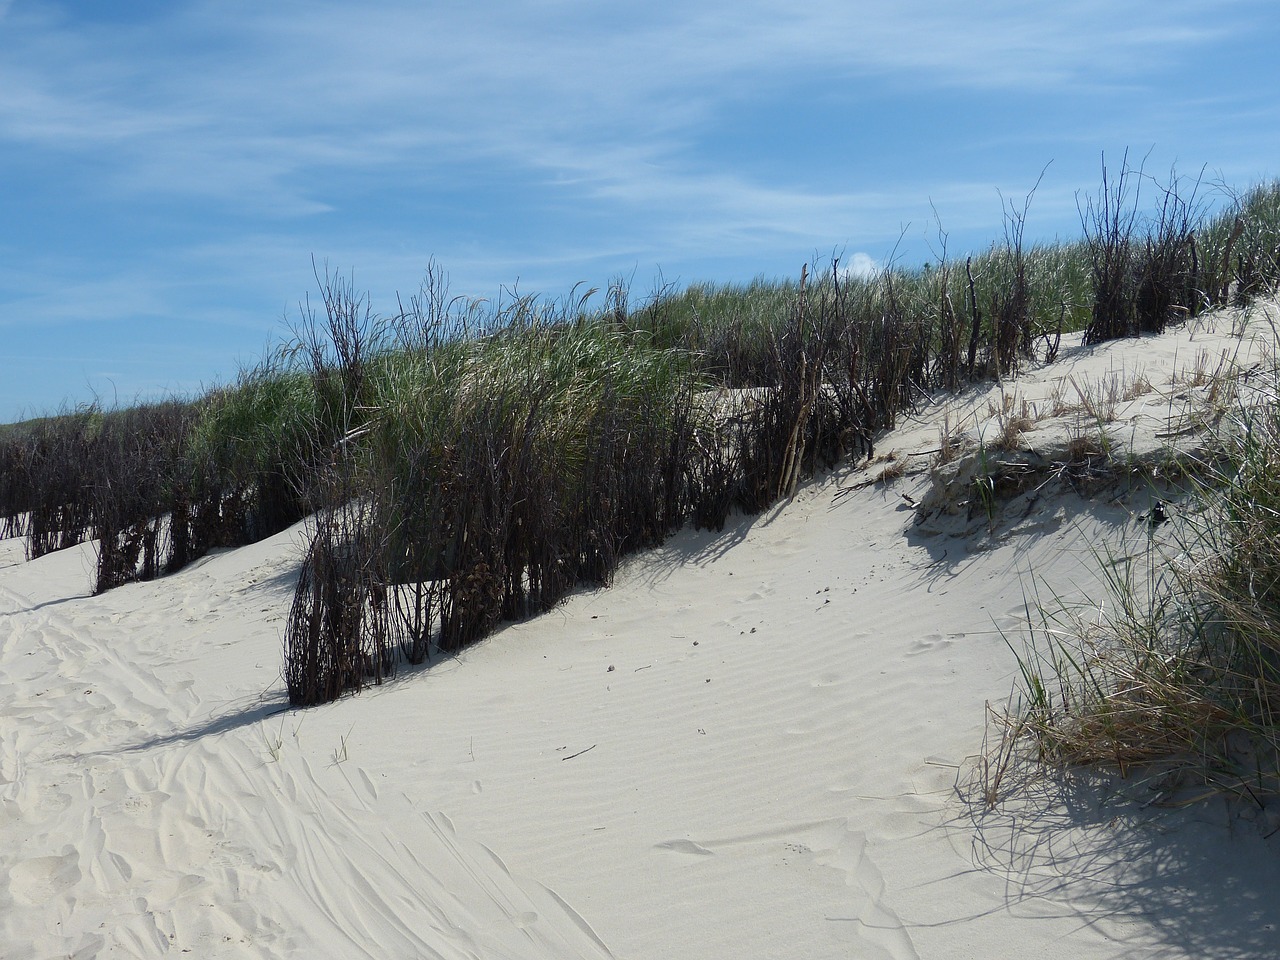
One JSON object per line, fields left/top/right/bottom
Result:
{"left": 4, "top": 302, "right": 1280, "bottom": 958}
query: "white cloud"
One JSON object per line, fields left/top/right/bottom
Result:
{"left": 1, "top": 4, "right": 1273, "bottom": 299}
{"left": 1, "top": 0, "right": 1273, "bottom": 420}
{"left": 0, "top": 0, "right": 1257, "bottom": 219}
{"left": 842, "top": 252, "right": 880, "bottom": 279}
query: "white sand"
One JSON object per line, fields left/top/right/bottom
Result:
{"left": 4, "top": 303, "right": 1280, "bottom": 958}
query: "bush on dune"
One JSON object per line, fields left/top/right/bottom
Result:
{"left": 3, "top": 167, "right": 1280, "bottom": 723}
{"left": 280, "top": 244, "right": 1082, "bottom": 706}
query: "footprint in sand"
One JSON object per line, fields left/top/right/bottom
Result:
{"left": 654, "top": 820, "right": 919, "bottom": 960}
{"left": 653, "top": 839, "right": 715, "bottom": 856}
{"left": 8, "top": 848, "right": 81, "bottom": 905}
{"left": 29, "top": 787, "right": 73, "bottom": 824}
{"left": 121, "top": 790, "right": 169, "bottom": 817}
{"left": 906, "top": 633, "right": 959, "bottom": 656}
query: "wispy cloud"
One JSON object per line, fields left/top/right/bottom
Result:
{"left": 2, "top": 0, "right": 1256, "bottom": 219}
{"left": 1, "top": 0, "right": 1276, "bottom": 418}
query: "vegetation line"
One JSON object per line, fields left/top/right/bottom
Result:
{"left": 0, "top": 160, "right": 1277, "bottom": 714}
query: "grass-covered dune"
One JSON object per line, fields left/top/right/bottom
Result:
{"left": 2, "top": 164, "right": 1279, "bottom": 713}
{"left": 1002, "top": 331, "right": 1280, "bottom": 802}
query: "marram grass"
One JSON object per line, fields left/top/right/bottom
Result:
{"left": 999, "top": 360, "right": 1280, "bottom": 805}
{"left": 1, "top": 167, "right": 1279, "bottom": 714}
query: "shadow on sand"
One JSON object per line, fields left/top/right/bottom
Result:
{"left": 957, "top": 763, "right": 1280, "bottom": 959}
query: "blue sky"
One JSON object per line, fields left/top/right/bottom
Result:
{"left": 2, "top": 0, "right": 1278, "bottom": 421}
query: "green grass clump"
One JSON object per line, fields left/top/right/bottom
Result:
{"left": 180, "top": 362, "right": 321, "bottom": 552}
{"left": 284, "top": 291, "right": 718, "bottom": 704}
{"left": 1006, "top": 363, "right": 1280, "bottom": 803}
{"left": 281, "top": 235, "right": 1113, "bottom": 704}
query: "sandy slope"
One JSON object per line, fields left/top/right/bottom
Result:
{"left": 4, "top": 302, "right": 1280, "bottom": 959}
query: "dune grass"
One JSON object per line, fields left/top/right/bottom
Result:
{"left": 1, "top": 163, "right": 1279, "bottom": 710}
{"left": 997, "top": 347, "right": 1280, "bottom": 806}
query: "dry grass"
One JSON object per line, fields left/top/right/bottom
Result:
{"left": 872, "top": 453, "right": 907, "bottom": 485}
{"left": 1070, "top": 373, "right": 1124, "bottom": 423}
{"left": 934, "top": 412, "right": 967, "bottom": 466}
{"left": 1033, "top": 369, "right": 1157, "bottom": 433}
{"left": 1121, "top": 369, "right": 1153, "bottom": 401}
{"left": 994, "top": 359, "right": 1280, "bottom": 806}
{"left": 834, "top": 454, "right": 911, "bottom": 500}
{"left": 988, "top": 391, "right": 1039, "bottom": 451}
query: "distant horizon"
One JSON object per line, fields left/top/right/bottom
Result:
{"left": 4, "top": 0, "right": 1278, "bottom": 422}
